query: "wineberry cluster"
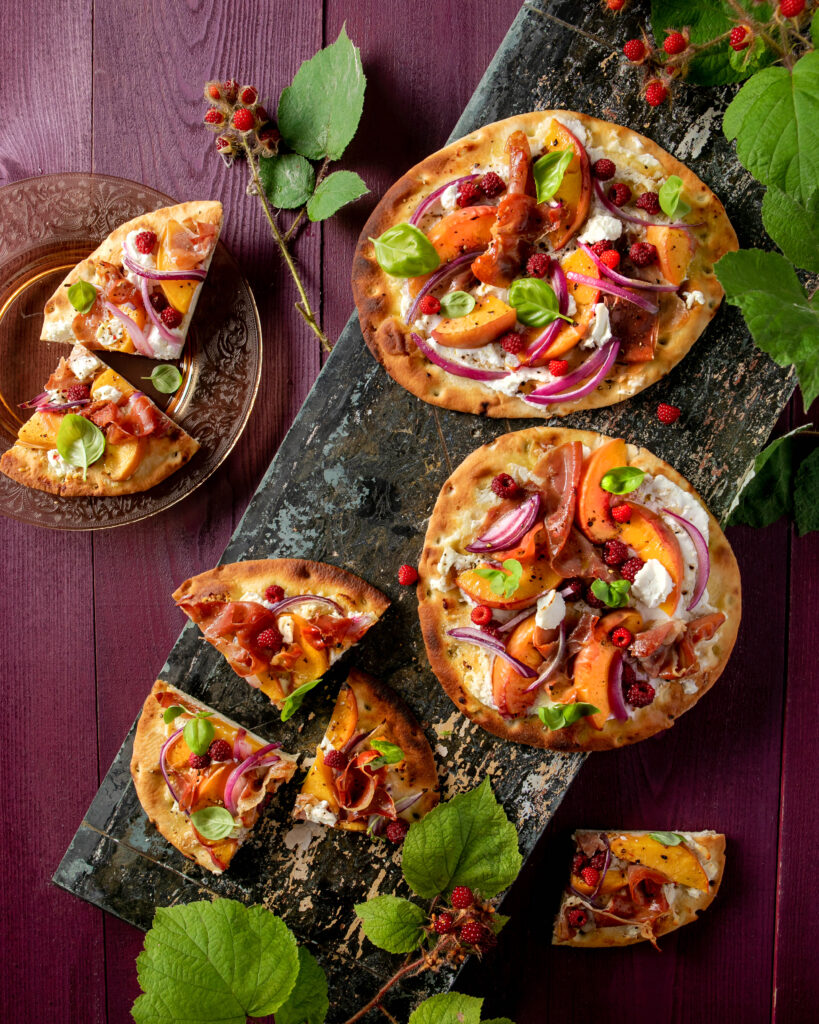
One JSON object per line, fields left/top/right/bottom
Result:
{"left": 201, "top": 79, "right": 280, "bottom": 165}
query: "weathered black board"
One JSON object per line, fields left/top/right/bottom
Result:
{"left": 54, "top": 1, "right": 793, "bottom": 1019}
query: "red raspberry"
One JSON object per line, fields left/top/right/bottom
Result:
{"left": 223, "top": 79, "right": 239, "bottom": 102}
{"left": 593, "top": 158, "right": 616, "bottom": 181}
{"left": 580, "top": 866, "right": 600, "bottom": 887}
{"left": 149, "top": 291, "right": 168, "bottom": 312}
{"left": 491, "top": 473, "right": 521, "bottom": 499}
{"left": 603, "top": 539, "right": 629, "bottom": 566}
{"left": 611, "top": 626, "right": 633, "bottom": 649}
{"left": 459, "top": 921, "right": 486, "bottom": 946}
{"left": 481, "top": 626, "right": 503, "bottom": 641}
{"left": 629, "top": 242, "right": 658, "bottom": 267}
{"left": 607, "top": 183, "right": 632, "bottom": 207}
{"left": 663, "top": 31, "right": 687, "bottom": 55}
{"left": 636, "top": 191, "right": 661, "bottom": 215}
{"left": 264, "top": 584, "right": 285, "bottom": 604}
{"left": 657, "top": 402, "right": 681, "bottom": 424}
{"left": 606, "top": 0, "right": 625, "bottom": 11}
{"left": 645, "top": 80, "right": 669, "bottom": 107}
{"left": 590, "top": 850, "right": 607, "bottom": 871}
{"left": 584, "top": 584, "right": 605, "bottom": 609}
{"left": 456, "top": 180, "right": 481, "bottom": 208}
{"left": 526, "top": 253, "right": 551, "bottom": 278}
{"left": 626, "top": 680, "right": 656, "bottom": 708}
{"left": 207, "top": 83, "right": 221, "bottom": 101}
{"left": 434, "top": 911, "right": 455, "bottom": 935}
{"left": 188, "top": 752, "right": 211, "bottom": 770}
{"left": 572, "top": 852, "right": 589, "bottom": 875}
{"left": 398, "top": 564, "right": 418, "bottom": 585}
{"left": 500, "top": 332, "right": 524, "bottom": 355}
{"left": 730, "top": 25, "right": 751, "bottom": 50}
{"left": 386, "top": 820, "right": 410, "bottom": 844}
{"left": 621, "top": 661, "right": 637, "bottom": 687}
{"left": 239, "top": 85, "right": 258, "bottom": 105}
{"left": 66, "top": 383, "right": 90, "bottom": 402}
{"left": 480, "top": 171, "right": 506, "bottom": 198}
{"left": 232, "top": 108, "right": 255, "bottom": 131}
{"left": 600, "top": 249, "right": 620, "bottom": 270}
{"left": 620, "top": 557, "right": 644, "bottom": 583}
{"left": 418, "top": 294, "right": 441, "bottom": 316}
{"left": 160, "top": 306, "right": 183, "bottom": 329}
{"left": 561, "top": 579, "right": 584, "bottom": 602}
{"left": 549, "top": 359, "right": 569, "bottom": 377}
{"left": 208, "top": 739, "right": 232, "bottom": 762}
{"left": 623, "top": 39, "right": 646, "bottom": 62}
{"left": 257, "top": 626, "right": 283, "bottom": 651}
{"left": 590, "top": 240, "right": 614, "bottom": 257}
{"left": 323, "top": 748, "right": 348, "bottom": 771}
{"left": 204, "top": 108, "right": 224, "bottom": 126}
{"left": 451, "top": 886, "right": 474, "bottom": 909}
{"left": 566, "top": 907, "right": 588, "bottom": 929}
{"left": 471, "top": 605, "right": 493, "bottom": 626}
{"left": 611, "top": 504, "right": 632, "bottom": 524}
{"left": 134, "top": 230, "right": 157, "bottom": 254}
{"left": 779, "top": 0, "right": 805, "bottom": 15}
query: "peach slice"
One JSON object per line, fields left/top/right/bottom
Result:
{"left": 90, "top": 367, "right": 135, "bottom": 401}
{"left": 491, "top": 614, "right": 542, "bottom": 717}
{"left": 102, "top": 437, "right": 147, "bottom": 481}
{"left": 457, "top": 558, "right": 563, "bottom": 609}
{"left": 524, "top": 248, "right": 600, "bottom": 363}
{"left": 408, "top": 206, "right": 497, "bottom": 297}
{"left": 288, "top": 613, "right": 331, "bottom": 681}
{"left": 541, "top": 119, "right": 591, "bottom": 250}
{"left": 300, "top": 748, "right": 339, "bottom": 809}
{"left": 17, "top": 411, "right": 62, "bottom": 448}
{"left": 572, "top": 634, "right": 619, "bottom": 730}
{"left": 618, "top": 502, "right": 683, "bottom": 616}
{"left": 431, "top": 294, "right": 517, "bottom": 349}
{"left": 576, "top": 438, "right": 628, "bottom": 542}
{"left": 608, "top": 833, "right": 709, "bottom": 891}
{"left": 194, "top": 764, "right": 234, "bottom": 809}
{"left": 324, "top": 683, "right": 359, "bottom": 751}
{"left": 571, "top": 868, "right": 628, "bottom": 897}
{"left": 157, "top": 219, "right": 200, "bottom": 314}
{"left": 490, "top": 523, "right": 546, "bottom": 564}
{"left": 645, "top": 225, "right": 696, "bottom": 287}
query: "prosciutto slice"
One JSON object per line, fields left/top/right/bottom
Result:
{"left": 179, "top": 600, "right": 281, "bottom": 678}
{"left": 551, "top": 526, "right": 609, "bottom": 579}
{"left": 334, "top": 749, "right": 397, "bottom": 822}
{"left": 81, "top": 394, "right": 167, "bottom": 444}
{"left": 630, "top": 619, "right": 687, "bottom": 659}
{"left": 301, "top": 613, "right": 374, "bottom": 652}
{"left": 534, "top": 442, "right": 583, "bottom": 559}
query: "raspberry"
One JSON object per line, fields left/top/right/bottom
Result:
{"left": 208, "top": 739, "right": 232, "bottom": 762}
{"left": 66, "top": 383, "right": 90, "bottom": 402}
{"left": 593, "top": 158, "right": 616, "bottom": 181}
{"left": 257, "top": 627, "right": 283, "bottom": 651}
{"left": 585, "top": 584, "right": 605, "bottom": 609}
{"left": 549, "top": 359, "right": 569, "bottom": 377}
{"left": 590, "top": 850, "right": 607, "bottom": 871}
{"left": 134, "top": 230, "right": 157, "bottom": 254}
{"left": 398, "top": 564, "right": 418, "bottom": 585}
{"left": 264, "top": 584, "right": 285, "bottom": 604}
{"left": 480, "top": 171, "right": 506, "bottom": 197}
{"left": 657, "top": 402, "right": 681, "bottom": 425}
{"left": 590, "top": 240, "right": 614, "bottom": 256}
{"left": 239, "top": 85, "right": 258, "bottom": 105}
{"left": 663, "top": 31, "right": 687, "bottom": 55}
{"left": 779, "top": 0, "right": 805, "bottom": 15}
{"left": 188, "top": 753, "right": 211, "bottom": 770}
{"left": 471, "top": 605, "right": 493, "bottom": 626}
{"left": 561, "top": 579, "right": 584, "bottom": 602}
{"left": 160, "top": 306, "right": 183, "bottom": 329}
{"left": 611, "top": 504, "right": 632, "bottom": 524}
{"left": 459, "top": 921, "right": 486, "bottom": 946}
{"left": 730, "top": 25, "right": 751, "bottom": 50}
{"left": 623, "top": 39, "right": 646, "bottom": 62}
{"left": 572, "top": 852, "right": 589, "bottom": 875}
{"left": 611, "top": 626, "right": 633, "bottom": 649}
{"left": 204, "top": 108, "right": 224, "bottom": 126}
{"left": 626, "top": 680, "right": 656, "bottom": 707}
{"left": 600, "top": 249, "right": 620, "bottom": 270}
{"left": 434, "top": 911, "right": 455, "bottom": 935}
{"left": 491, "top": 473, "right": 521, "bottom": 499}
{"left": 621, "top": 661, "right": 637, "bottom": 687}
{"left": 636, "top": 191, "right": 661, "bottom": 215}
{"left": 386, "top": 820, "right": 410, "bottom": 844}
{"left": 232, "top": 108, "right": 255, "bottom": 131}
{"left": 603, "top": 539, "right": 629, "bottom": 566}
{"left": 500, "top": 332, "right": 524, "bottom": 355}
{"left": 580, "top": 866, "right": 600, "bottom": 887}
{"left": 323, "top": 748, "right": 348, "bottom": 771}
{"left": 418, "top": 294, "right": 441, "bottom": 316}
{"left": 149, "top": 291, "right": 168, "bottom": 312}
{"left": 206, "top": 83, "right": 221, "bottom": 101}
{"left": 606, "top": 0, "right": 625, "bottom": 10}
{"left": 526, "top": 253, "right": 551, "bottom": 278}
{"left": 607, "top": 183, "right": 632, "bottom": 207}
{"left": 620, "top": 557, "right": 644, "bottom": 583}
{"left": 566, "top": 907, "right": 588, "bottom": 929}
{"left": 456, "top": 180, "right": 481, "bottom": 208}
{"left": 481, "top": 626, "right": 503, "bottom": 641}
{"left": 645, "top": 80, "right": 669, "bottom": 107}
{"left": 629, "top": 242, "right": 658, "bottom": 267}
{"left": 451, "top": 886, "right": 474, "bottom": 909}
{"left": 223, "top": 79, "right": 239, "bottom": 102}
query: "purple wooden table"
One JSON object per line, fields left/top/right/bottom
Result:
{"left": 2, "top": 2, "right": 817, "bottom": 1021}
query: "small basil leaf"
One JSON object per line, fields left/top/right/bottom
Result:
{"left": 590, "top": 578, "right": 631, "bottom": 609}
{"left": 190, "top": 806, "right": 236, "bottom": 841}
{"left": 146, "top": 364, "right": 183, "bottom": 394}
{"left": 55, "top": 413, "right": 106, "bottom": 480}
{"left": 67, "top": 279, "right": 97, "bottom": 314}
{"left": 649, "top": 831, "right": 685, "bottom": 847}
{"left": 163, "top": 705, "right": 186, "bottom": 725}
{"left": 369, "top": 739, "right": 405, "bottom": 769}
{"left": 658, "top": 175, "right": 691, "bottom": 219}
{"left": 537, "top": 701, "right": 599, "bottom": 730}
{"left": 183, "top": 713, "right": 215, "bottom": 755}
{"left": 508, "top": 277, "right": 573, "bottom": 328}
{"left": 439, "top": 290, "right": 476, "bottom": 318}
{"left": 281, "top": 678, "right": 322, "bottom": 723}
{"left": 533, "top": 149, "right": 573, "bottom": 203}
{"left": 600, "top": 466, "right": 645, "bottom": 495}
{"left": 370, "top": 224, "right": 440, "bottom": 277}
{"left": 472, "top": 558, "right": 523, "bottom": 599}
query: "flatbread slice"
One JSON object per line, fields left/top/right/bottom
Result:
{"left": 294, "top": 668, "right": 439, "bottom": 833}
{"left": 42, "top": 200, "right": 222, "bottom": 360}
{"left": 173, "top": 559, "right": 390, "bottom": 710}
{"left": 553, "top": 829, "right": 726, "bottom": 947}
{"left": 418, "top": 426, "right": 741, "bottom": 750}
{"left": 131, "top": 680, "right": 298, "bottom": 874}
{"left": 0, "top": 344, "right": 199, "bottom": 496}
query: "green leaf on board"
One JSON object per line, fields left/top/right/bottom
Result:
{"left": 354, "top": 895, "right": 426, "bottom": 954}
{"left": 794, "top": 447, "right": 819, "bottom": 536}
{"left": 726, "top": 425, "right": 811, "bottom": 528}
{"left": 276, "top": 947, "right": 329, "bottom": 1024}
{"left": 259, "top": 153, "right": 316, "bottom": 209}
{"left": 281, "top": 678, "right": 322, "bottom": 722}
{"left": 761, "top": 187, "right": 819, "bottom": 274}
{"left": 306, "top": 170, "right": 369, "bottom": 221}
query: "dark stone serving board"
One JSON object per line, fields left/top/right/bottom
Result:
{"left": 54, "top": 1, "right": 793, "bottom": 1018}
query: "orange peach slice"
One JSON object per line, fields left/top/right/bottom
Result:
{"left": 645, "top": 225, "right": 696, "bottom": 287}
{"left": 576, "top": 438, "right": 628, "bottom": 542}
{"left": 618, "top": 502, "right": 683, "bottom": 616}
{"left": 102, "top": 437, "right": 147, "bottom": 481}
{"left": 541, "top": 119, "right": 591, "bottom": 250}
{"left": 572, "top": 635, "right": 619, "bottom": 730}
{"left": 324, "top": 684, "right": 359, "bottom": 751}
{"left": 157, "top": 219, "right": 200, "bottom": 313}
{"left": 456, "top": 558, "right": 562, "bottom": 609}
{"left": 91, "top": 367, "right": 135, "bottom": 400}
{"left": 525, "top": 248, "right": 600, "bottom": 363}
{"left": 17, "top": 411, "right": 62, "bottom": 448}
{"left": 608, "top": 833, "right": 709, "bottom": 891}
{"left": 288, "top": 613, "right": 331, "bottom": 681}
{"left": 408, "top": 206, "right": 497, "bottom": 296}
{"left": 491, "top": 614, "right": 542, "bottom": 717}
{"left": 571, "top": 868, "right": 628, "bottom": 897}
{"left": 431, "top": 294, "right": 517, "bottom": 349}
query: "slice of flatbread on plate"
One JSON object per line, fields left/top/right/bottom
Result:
{"left": 294, "top": 668, "right": 439, "bottom": 834}
{"left": 173, "top": 559, "right": 390, "bottom": 711}
{"left": 42, "top": 200, "right": 222, "bottom": 360}
{"left": 553, "top": 829, "right": 726, "bottom": 947}
{"left": 0, "top": 343, "right": 199, "bottom": 496}
{"left": 131, "top": 680, "right": 298, "bottom": 874}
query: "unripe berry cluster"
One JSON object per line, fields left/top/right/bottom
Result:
{"left": 202, "top": 79, "right": 279, "bottom": 165}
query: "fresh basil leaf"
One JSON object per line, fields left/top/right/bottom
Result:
{"left": 537, "top": 702, "right": 599, "bottom": 731}
{"left": 726, "top": 425, "right": 811, "bottom": 528}
{"left": 259, "top": 152, "right": 316, "bottom": 209}
{"left": 658, "top": 175, "right": 691, "bottom": 219}
{"left": 67, "top": 279, "right": 97, "bottom": 313}
{"left": 306, "top": 170, "right": 369, "bottom": 222}
{"left": 715, "top": 249, "right": 819, "bottom": 408}
{"left": 370, "top": 223, "right": 440, "bottom": 277}
{"left": 590, "top": 578, "right": 631, "bottom": 609}
{"left": 401, "top": 778, "right": 522, "bottom": 900}
{"left": 600, "top": 466, "right": 645, "bottom": 495}
{"left": 439, "top": 290, "right": 476, "bottom": 318}
{"left": 55, "top": 413, "right": 106, "bottom": 480}
{"left": 533, "top": 149, "right": 573, "bottom": 203}
{"left": 163, "top": 705, "right": 185, "bottom": 725}
{"left": 132, "top": 899, "right": 299, "bottom": 1024}
{"left": 408, "top": 993, "right": 484, "bottom": 1024}
{"left": 146, "top": 364, "right": 183, "bottom": 394}
{"left": 281, "top": 678, "right": 322, "bottom": 722}
{"left": 277, "top": 25, "right": 366, "bottom": 161}
{"left": 508, "top": 277, "right": 572, "bottom": 328}
{"left": 190, "top": 806, "right": 236, "bottom": 841}
{"left": 354, "top": 895, "right": 426, "bottom": 954}
{"left": 276, "top": 947, "right": 329, "bottom": 1024}
{"left": 761, "top": 186, "right": 819, "bottom": 274}
{"left": 183, "top": 713, "right": 214, "bottom": 755}
{"left": 473, "top": 559, "right": 523, "bottom": 599}
{"left": 369, "top": 739, "right": 405, "bottom": 769}
{"left": 795, "top": 447, "right": 819, "bottom": 536}
{"left": 648, "top": 831, "right": 685, "bottom": 847}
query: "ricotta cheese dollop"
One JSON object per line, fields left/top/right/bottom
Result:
{"left": 535, "top": 589, "right": 566, "bottom": 631}
{"left": 577, "top": 214, "right": 623, "bottom": 245}
{"left": 583, "top": 303, "right": 613, "bottom": 349}
{"left": 631, "top": 558, "right": 674, "bottom": 608}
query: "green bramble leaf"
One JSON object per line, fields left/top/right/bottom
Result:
{"left": 306, "top": 170, "right": 369, "bottom": 221}
{"left": 537, "top": 702, "right": 599, "bottom": 731}
{"left": 408, "top": 993, "right": 484, "bottom": 1024}
{"left": 508, "top": 277, "right": 572, "bottom": 328}
{"left": 277, "top": 25, "right": 366, "bottom": 161}
{"left": 370, "top": 223, "right": 440, "bottom": 277}
{"left": 649, "top": 831, "right": 685, "bottom": 847}
{"left": 146, "top": 364, "right": 183, "bottom": 394}
{"left": 281, "top": 678, "right": 322, "bottom": 722}
{"left": 259, "top": 153, "right": 316, "bottom": 209}
{"left": 726, "top": 425, "right": 811, "bottom": 528}
{"left": 369, "top": 739, "right": 405, "bottom": 770}
{"left": 439, "top": 290, "right": 477, "bottom": 318}
{"left": 132, "top": 899, "right": 300, "bottom": 1024}
{"left": 67, "top": 279, "right": 97, "bottom": 313}
{"left": 728, "top": 34, "right": 770, "bottom": 76}
{"left": 472, "top": 559, "right": 523, "bottom": 599}
{"left": 590, "top": 578, "right": 631, "bottom": 609}
{"left": 190, "top": 806, "right": 235, "bottom": 841}
{"left": 813, "top": 8, "right": 819, "bottom": 44}
{"left": 761, "top": 187, "right": 819, "bottom": 274}
{"left": 162, "top": 705, "right": 185, "bottom": 725}
{"left": 794, "top": 447, "right": 819, "bottom": 537}
{"left": 483, "top": 1019, "right": 516, "bottom": 1024}
{"left": 183, "top": 712, "right": 214, "bottom": 755}
{"left": 354, "top": 895, "right": 426, "bottom": 954}
{"left": 276, "top": 947, "right": 329, "bottom": 1024}
{"left": 56, "top": 413, "right": 105, "bottom": 480}
{"left": 401, "top": 778, "right": 522, "bottom": 900}
{"left": 490, "top": 913, "right": 511, "bottom": 934}
{"left": 715, "top": 249, "right": 819, "bottom": 408}
{"left": 532, "top": 149, "right": 573, "bottom": 204}
{"left": 600, "top": 466, "right": 645, "bottom": 495}
{"left": 658, "top": 176, "right": 690, "bottom": 220}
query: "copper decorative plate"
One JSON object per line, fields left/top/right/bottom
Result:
{"left": 0, "top": 173, "right": 261, "bottom": 530}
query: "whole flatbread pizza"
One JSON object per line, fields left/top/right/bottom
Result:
{"left": 352, "top": 111, "right": 737, "bottom": 417}
{"left": 418, "top": 426, "right": 741, "bottom": 750}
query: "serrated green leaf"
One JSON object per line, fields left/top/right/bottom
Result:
{"left": 276, "top": 947, "right": 329, "bottom": 1024}
{"left": 723, "top": 51, "right": 819, "bottom": 203}
{"left": 132, "top": 900, "right": 300, "bottom": 1024}
{"left": 259, "top": 153, "right": 316, "bottom": 209}
{"left": 354, "top": 895, "right": 426, "bottom": 953}
{"left": 491, "top": 912, "right": 510, "bottom": 934}
{"left": 715, "top": 249, "right": 819, "bottom": 408}
{"left": 409, "top": 993, "right": 483, "bottom": 1024}
{"left": 278, "top": 25, "right": 366, "bottom": 160}
{"left": 306, "top": 170, "right": 369, "bottom": 221}
{"left": 795, "top": 447, "right": 819, "bottom": 536}
{"left": 401, "top": 779, "right": 522, "bottom": 900}
{"left": 762, "top": 187, "right": 819, "bottom": 274}
{"left": 726, "top": 425, "right": 811, "bottom": 528}
{"left": 813, "top": 8, "right": 819, "bottom": 44}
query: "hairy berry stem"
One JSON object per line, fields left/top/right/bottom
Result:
{"left": 341, "top": 956, "right": 428, "bottom": 1024}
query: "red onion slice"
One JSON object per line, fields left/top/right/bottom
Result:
{"left": 565, "top": 273, "right": 658, "bottom": 314}
{"left": 160, "top": 727, "right": 185, "bottom": 806}
{"left": 406, "top": 249, "right": 485, "bottom": 324}
{"left": 122, "top": 237, "right": 207, "bottom": 281}
{"left": 269, "top": 593, "right": 344, "bottom": 616}
{"left": 525, "top": 340, "right": 620, "bottom": 405}
{"left": 23, "top": 395, "right": 91, "bottom": 412}
{"left": 411, "top": 332, "right": 509, "bottom": 382}
{"left": 232, "top": 728, "right": 253, "bottom": 761}
{"left": 223, "top": 742, "right": 282, "bottom": 815}
{"left": 140, "top": 276, "right": 182, "bottom": 354}
{"left": 447, "top": 627, "right": 537, "bottom": 678}
{"left": 524, "top": 622, "right": 566, "bottom": 692}
{"left": 608, "top": 652, "right": 629, "bottom": 721}
{"left": 593, "top": 179, "right": 702, "bottom": 231}
{"left": 409, "top": 175, "right": 479, "bottom": 226}
{"left": 394, "top": 791, "right": 423, "bottom": 814}
{"left": 523, "top": 261, "right": 571, "bottom": 363}
{"left": 466, "top": 493, "right": 541, "bottom": 552}
{"left": 103, "top": 301, "right": 154, "bottom": 356}
{"left": 577, "top": 241, "right": 679, "bottom": 293}
{"left": 340, "top": 728, "right": 377, "bottom": 757}
{"left": 497, "top": 604, "right": 538, "bottom": 634}
{"left": 662, "top": 507, "right": 710, "bottom": 611}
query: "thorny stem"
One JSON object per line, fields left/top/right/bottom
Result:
{"left": 283, "top": 156, "right": 331, "bottom": 243}
{"left": 378, "top": 1009, "right": 400, "bottom": 1024}
{"left": 341, "top": 956, "right": 428, "bottom": 1024}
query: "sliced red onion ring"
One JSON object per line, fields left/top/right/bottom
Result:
{"left": 223, "top": 742, "right": 282, "bottom": 815}
{"left": 466, "top": 493, "right": 541, "bottom": 552}
{"left": 411, "top": 332, "right": 509, "bottom": 382}
{"left": 662, "top": 508, "right": 710, "bottom": 610}
{"left": 523, "top": 261, "right": 571, "bottom": 363}
{"left": 406, "top": 249, "right": 485, "bottom": 324}
{"left": 367, "top": 813, "right": 388, "bottom": 836}
{"left": 409, "top": 174, "right": 479, "bottom": 226}
{"left": 497, "top": 605, "right": 538, "bottom": 634}
{"left": 160, "top": 727, "right": 185, "bottom": 806}
{"left": 23, "top": 396, "right": 91, "bottom": 412}
{"left": 593, "top": 179, "right": 702, "bottom": 231}
{"left": 447, "top": 627, "right": 537, "bottom": 678}
{"left": 577, "top": 241, "right": 679, "bottom": 293}
{"left": 566, "top": 273, "right": 658, "bottom": 314}
{"left": 394, "top": 791, "right": 423, "bottom": 814}
{"left": 341, "top": 728, "right": 377, "bottom": 757}
{"left": 524, "top": 622, "right": 566, "bottom": 692}
{"left": 103, "top": 301, "right": 154, "bottom": 356}
{"left": 269, "top": 593, "right": 344, "bottom": 616}
{"left": 608, "top": 652, "right": 629, "bottom": 721}
{"left": 122, "top": 237, "right": 207, "bottom": 281}
{"left": 233, "top": 728, "right": 253, "bottom": 761}
{"left": 140, "top": 276, "right": 182, "bottom": 354}
{"left": 589, "top": 836, "right": 612, "bottom": 903}
{"left": 525, "top": 340, "right": 620, "bottom": 405}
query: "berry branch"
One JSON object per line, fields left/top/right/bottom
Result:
{"left": 341, "top": 956, "right": 428, "bottom": 1024}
